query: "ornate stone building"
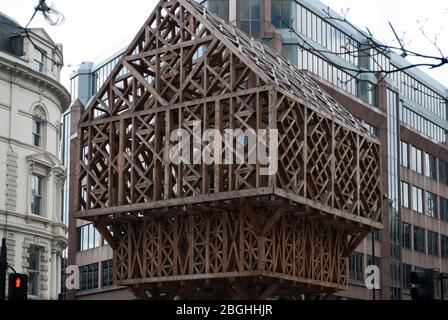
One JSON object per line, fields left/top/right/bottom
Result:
{"left": 0, "top": 12, "right": 70, "bottom": 299}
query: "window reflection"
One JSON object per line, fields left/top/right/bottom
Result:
{"left": 240, "top": 0, "right": 261, "bottom": 38}
{"left": 77, "top": 224, "right": 103, "bottom": 251}
{"left": 204, "top": 0, "right": 229, "bottom": 21}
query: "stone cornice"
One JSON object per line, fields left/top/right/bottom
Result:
{"left": 0, "top": 54, "right": 71, "bottom": 112}
{"left": 0, "top": 136, "right": 63, "bottom": 163}
{"left": 53, "top": 166, "right": 67, "bottom": 187}
{"left": 0, "top": 210, "right": 68, "bottom": 243}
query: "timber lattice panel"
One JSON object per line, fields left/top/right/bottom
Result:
{"left": 114, "top": 208, "right": 348, "bottom": 288}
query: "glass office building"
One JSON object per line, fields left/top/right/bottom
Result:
{"left": 67, "top": 0, "right": 448, "bottom": 300}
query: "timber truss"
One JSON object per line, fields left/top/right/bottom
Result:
{"left": 74, "top": 0, "right": 382, "bottom": 299}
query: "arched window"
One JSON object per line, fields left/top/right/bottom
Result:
{"left": 32, "top": 105, "right": 47, "bottom": 148}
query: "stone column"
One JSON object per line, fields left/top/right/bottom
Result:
{"left": 56, "top": 252, "right": 61, "bottom": 298}
{"left": 262, "top": 0, "right": 283, "bottom": 53}
{"left": 229, "top": 0, "right": 238, "bottom": 27}
{"left": 50, "top": 250, "right": 57, "bottom": 299}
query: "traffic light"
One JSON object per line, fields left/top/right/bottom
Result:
{"left": 8, "top": 273, "right": 28, "bottom": 300}
{"left": 410, "top": 269, "right": 435, "bottom": 300}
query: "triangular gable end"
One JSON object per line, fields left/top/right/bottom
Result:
{"left": 28, "top": 28, "right": 55, "bottom": 45}
{"left": 26, "top": 152, "right": 58, "bottom": 168}
{"left": 81, "top": 0, "right": 273, "bottom": 124}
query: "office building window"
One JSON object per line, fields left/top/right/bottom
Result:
{"left": 349, "top": 252, "right": 363, "bottom": 282}
{"left": 442, "top": 235, "right": 448, "bottom": 259}
{"left": 368, "top": 230, "right": 380, "bottom": 241}
{"left": 428, "top": 231, "right": 439, "bottom": 256}
{"left": 441, "top": 197, "right": 448, "bottom": 222}
{"left": 240, "top": 0, "right": 261, "bottom": 38}
{"left": 79, "top": 263, "right": 99, "bottom": 291}
{"left": 362, "top": 123, "right": 379, "bottom": 138}
{"left": 32, "top": 120, "right": 42, "bottom": 147}
{"left": 32, "top": 106, "right": 46, "bottom": 148}
{"left": 411, "top": 186, "right": 423, "bottom": 214}
{"left": 400, "top": 141, "right": 408, "bottom": 168}
{"left": 357, "top": 81, "right": 377, "bottom": 106}
{"left": 415, "top": 266, "right": 425, "bottom": 274}
{"left": 31, "top": 175, "right": 43, "bottom": 216}
{"left": 205, "top": 0, "right": 229, "bottom": 21}
{"left": 443, "top": 278, "right": 448, "bottom": 298}
{"left": 102, "top": 260, "right": 114, "bottom": 288}
{"left": 401, "top": 181, "right": 409, "bottom": 208}
{"left": 61, "top": 113, "right": 70, "bottom": 166}
{"left": 367, "top": 255, "right": 380, "bottom": 268}
{"left": 440, "top": 159, "right": 448, "bottom": 185}
{"left": 28, "top": 246, "right": 40, "bottom": 297}
{"left": 272, "top": 0, "right": 296, "bottom": 28}
{"left": 391, "top": 261, "right": 401, "bottom": 291}
{"left": 402, "top": 223, "right": 411, "bottom": 249}
{"left": 33, "top": 48, "right": 45, "bottom": 73}
{"left": 413, "top": 226, "right": 425, "bottom": 253}
{"left": 403, "top": 264, "right": 412, "bottom": 290}
{"left": 425, "top": 153, "right": 437, "bottom": 180}
{"left": 410, "top": 146, "right": 422, "bottom": 174}
{"left": 425, "top": 191, "right": 437, "bottom": 219}
{"left": 399, "top": 102, "right": 446, "bottom": 144}
{"left": 77, "top": 224, "right": 101, "bottom": 252}
{"left": 391, "top": 287, "right": 402, "bottom": 300}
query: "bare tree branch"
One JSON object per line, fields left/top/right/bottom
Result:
{"left": 417, "top": 19, "right": 445, "bottom": 61}
{"left": 277, "top": 6, "right": 447, "bottom": 100}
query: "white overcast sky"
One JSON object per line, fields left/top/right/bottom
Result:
{"left": 0, "top": 0, "right": 447, "bottom": 91}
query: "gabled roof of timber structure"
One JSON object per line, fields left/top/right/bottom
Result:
{"left": 81, "top": 0, "right": 377, "bottom": 141}
{"left": 182, "top": 0, "right": 370, "bottom": 135}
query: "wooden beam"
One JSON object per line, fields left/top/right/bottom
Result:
{"left": 75, "top": 187, "right": 274, "bottom": 218}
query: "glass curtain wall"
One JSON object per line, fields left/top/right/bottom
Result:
{"left": 203, "top": 0, "right": 229, "bottom": 21}
{"left": 388, "top": 89, "right": 402, "bottom": 300}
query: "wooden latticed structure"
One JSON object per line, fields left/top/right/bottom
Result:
{"left": 74, "top": 0, "right": 382, "bottom": 299}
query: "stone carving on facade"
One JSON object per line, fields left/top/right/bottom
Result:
{"left": 55, "top": 120, "right": 61, "bottom": 135}
{"left": 33, "top": 105, "right": 47, "bottom": 121}
{"left": 52, "top": 240, "right": 67, "bottom": 253}
{"left": 53, "top": 166, "right": 67, "bottom": 188}
{"left": 27, "top": 152, "right": 57, "bottom": 173}
{"left": 12, "top": 72, "right": 20, "bottom": 85}
{"left": 5, "top": 150, "right": 18, "bottom": 211}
